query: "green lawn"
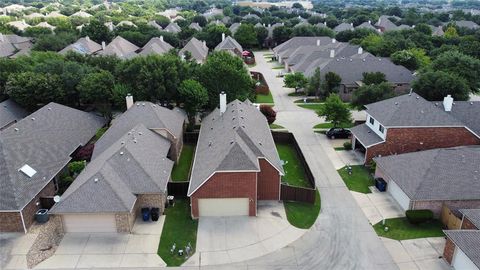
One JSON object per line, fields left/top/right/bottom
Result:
{"left": 158, "top": 199, "right": 198, "bottom": 266}
{"left": 294, "top": 98, "right": 324, "bottom": 103}
{"left": 313, "top": 122, "right": 354, "bottom": 129}
{"left": 276, "top": 143, "right": 310, "bottom": 188}
{"left": 284, "top": 189, "right": 321, "bottom": 229}
{"left": 270, "top": 123, "right": 285, "bottom": 129}
{"left": 171, "top": 145, "right": 195, "bottom": 181}
{"left": 334, "top": 147, "right": 346, "bottom": 151}
{"left": 373, "top": 217, "right": 445, "bottom": 240}
{"left": 255, "top": 91, "right": 274, "bottom": 103}
{"left": 337, "top": 165, "right": 375, "bottom": 193}
{"left": 297, "top": 103, "right": 325, "bottom": 111}
{"left": 272, "top": 65, "right": 284, "bottom": 69}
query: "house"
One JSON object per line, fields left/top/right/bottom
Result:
{"left": 49, "top": 124, "right": 173, "bottom": 233}
{"left": 443, "top": 230, "right": 480, "bottom": 270}
{"left": 334, "top": 22, "right": 354, "bottom": 32}
{"left": 148, "top": 20, "right": 163, "bottom": 31}
{"left": 375, "top": 15, "right": 399, "bottom": 32}
{"left": 244, "top": 13, "right": 261, "bottom": 20}
{"left": 97, "top": 36, "right": 139, "bottom": 59}
{"left": 46, "top": 11, "right": 66, "bottom": 18}
{"left": 229, "top": 22, "right": 242, "bottom": 34}
{"left": 0, "top": 33, "right": 33, "bottom": 58}
{"left": 179, "top": 37, "right": 208, "bottom": 63}
{"left": 189, "top": 22, "right": 202, "bottom": 31}
{"left": 92, "top": 96, "right": 184, "bottom": 163}
{"left": 35, "top": 22, "right": 56, "bottom": 31}
{"left": 273, "top": 36, "right": 333, "bottom": 63}
{"left": 460, "top": 209, "right": 480, "bottom": 230}
{"left": 0, "top": 103, "right": 105, "bottom": 232}
{"left": 431, "top": 25, "right": 445, "bottom": 36}
{"left": 24, "top": 12, "right": 45, "bottom": 19}
{"left": 452, "top": 20, "right": 479, "bottom": 30}
{"left": 164, "top": 22, "right": 181, "bottom": 33}
{"left": 374, "top": 146, "right": 480, "bottom": 214}
{"left": 214, "top": 34, "right": 243, "bottom": 56}
{"left": 0, "top": 99, "right": 28, "bottom": 130}
{"left": 70, "top": 11, "right": 92, "bottom": 18}
{"left": 7, "top": 20, "right": 30, "bottom": 32}
{"left": 187, "top": 95, "right": 284, "bottom": 218}
{"left": 355, "top": 21, "right": 377, "bottom": 31}
{"left": 117, "top": 21, "right": 137, "bottom": 28}
{"left": 59, "top": 36, "right": 102, "bottom": 55}
{"left": 202, "top": 8, "right": 223, "bottom": 19}
{"left": 138, "top": 36, "right": 173, "bottom": 56}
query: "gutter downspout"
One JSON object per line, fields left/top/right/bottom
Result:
{"left": 19, "top": 211, "right": 27, "bottom": 233}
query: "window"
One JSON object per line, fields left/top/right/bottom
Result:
{"left": 379, "top": 125, "right": 384, "bottom": 133}
{"left": 369, "top": 117, "right": 374, "bottom": 125}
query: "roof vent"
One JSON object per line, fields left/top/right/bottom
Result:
{"left": 435, "top": 103, "right": 438, "bottom": 106}
{"left": 208, "top": 141, "right": 212, "bottom": 147}
{"left": 14, "top": 128, "right": 19, "bottom": 132}
{"left": 230, "top": 141, "right": 234, "bottom": 144}
{"left": 138, "top": 132, "right": 142, "bottom": 135}
{"left": 395, "top": 102, "right": 398, "bottom": 105}
{"left": 136, "top": 103, "right": 140, "bottom": 106}
{"left": 120, "top": 151, "right": 124, "bottom": 155}
{"left": 133, "top": 139, "right": 137, "bottom": 143}
{"left": 128, "top": 132, "right": 131, "bottom": 135}
{"left": 31, "top": 117, "right": 35, "bottom": 121}
{"left": 94, "top": 178, "right": 99, "bottom": 183}
{"left": 48, "top": 107, "right": 52, "bottom": 110}
{"left": 121, "top": 141, "right": 125, "bottom": 145}
{"left": 259, "top": 142, "right": 263, "bottom": 146}
{"left": 416, "top": 96, "right": 419, "bottom": 99}
{"left": 210, "top": 127, "right": 213, "bottom": 130}
{"left": 142, "top": 103, "right": 145, "bottom": 106}
{"left": 19, "top": 164, "right": 36, "bottom": 178}
{"left": 471, "top": 102, "right": 474, "bottom": 105}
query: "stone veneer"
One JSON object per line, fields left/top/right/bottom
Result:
{"left": 115, "top": 193, "right": 166, "bottom": 233}
{"left": 26, "top": 215, "right": 64, "bottom": 268}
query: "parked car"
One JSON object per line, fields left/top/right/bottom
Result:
{"left": 326, "top": 128, "right": 351, "bottom": 139}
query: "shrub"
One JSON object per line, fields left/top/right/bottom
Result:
{"left": 343, "top": 141, "right": 352, "bottom": 150}
{"left": 68, "top": 160, "right": 86, "bottom": 175}
{"left": 73, "top": 144, "right": 94, "bottom": 161}
{"left": 260, "top": 105, "right": 276, "bottom": 124}
{"left": 58, "top": 175, "right": 74, "bottom": 195}
{"left": 94, "top": 127, "right": 108, "bottom": 141}
{"left": 406, "top": 210, "right": 434, "bottom": 225}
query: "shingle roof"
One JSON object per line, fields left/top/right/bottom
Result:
{"left": 0, "top": 99, "right": 28, "bottom": 130}
{"left": 444, "top": 230, "right": 480, "bottom": 268}
{"left": 365, "top": 93, "right": 463, "bottom": 127}
{"left": 189, "top": 22, "right": 202, "bottom": 31}
{"left": 214, "top": 36, "right": 243, "bottom": 53}
{"left": 164, "top": 22, "right": 181, "bottom": 33}
{"left": 97, "top": 36, "right": 139, "bottom": 59}
{"left": 92, "top": 102, "right": 184, "bottom": 159}
{"left": 59, "top": 37, "right": 102, "bottom": 55}
{"left": 0, "top": 103, "right": 105, "bottom": 211}
{"left": 356, "top": 21, "right": 377, "bottom": 31}
{"left": 273, "top": 36, "right": 332, "bottom": 56}
{"left": 374, "top": 146, "right": 480, "bottom": 201}
{"left": 0, "top": 42, "right": 17, "bottom": 57}
{"left": 179, "top": 37, "right": 208, "bottom": 63}
{"left": 6, "top": 21, "right": 30, "bottom": 32}
{"left": 188, "top": 100, "right": 284, "bottom": 196}
{"left": 350, "top": 123, "right": 383, "bottom": 147}
{"left": 375, "top": 15, "right": 398, "bottom": 32}
{"left": 148, "top": 20, "right": 163, "bottom": 31}
{"left": 334, "top": 22, "right": 354, "bottom": 32}
{"left": 50, "top": 124, "right": 173, "bottom": 213}
{"left": 453, "top": 20, "right": 479, "bottom": 29}
{"left": 229, "top": 23, "right": 241, "bottom": 34}
{"left": 70, "top": 11, "right": 92, "bottom": 18}
{"left": 442, "top": 101, "right": 480, "bottom": 137}
{"left": 461, "top": 209, "right": 480, "bottom": 229}
{"left": 138, "top": 37, "right": 173, "bottom": 56}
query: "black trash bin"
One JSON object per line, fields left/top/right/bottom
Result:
{"left": 151, "top": 208, "right": 160, "bottom": 221}
{"left": 375, "top": 178, "right": 387, "bottom": 192}
{"left": 35, "top": 209, "right": 49, "bottom": 223}
{"left": 141, "top": 207, "right": 150, "bottom": 221}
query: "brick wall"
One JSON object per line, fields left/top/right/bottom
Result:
{"left": 190, "top": 172, "right": 257, "bottom": 218}
{"left": 413, "top": 200, "right": 480, "bottom": 218}
{"left": 115, "top": 193, "right": 166, "bottom": 233}
{"left": 257, "top": 159, "right": 280, "bottom": 200}
{"left": 461, "top": 217, "right": 479, "bottom": 230}
{"left": 365, "top": 127, "right": 480, "bottom": 163}
{"left": 443, "top": 237, "right": 456, "bottom": 265}
{"left": 0, "top": 212, "right": 23, "bottom": 232}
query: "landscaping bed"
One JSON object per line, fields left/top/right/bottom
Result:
{"left": 276, "top": 143, "right": 310, "bottom": 188}
{"left": 284, "top": 189, "right": 321, "bottom": 229}
{"left": 171, "top": 144, "right": 195, "bottom": 182}
{"left": 337, "top": 165, "right": 374, "bottom": 194}
{"left": 158, "top": 198, "right": 198, "bottom": 266}
{"left": 373, "top": 217, "right": 444, "bottom": 240}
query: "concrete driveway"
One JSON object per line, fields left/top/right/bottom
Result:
{"left": 184, "top": 201, "right": 306, "bottom": 266}
{"left": 1, "top": 233, "right": 37, "bottom": 269}
{"left": 34, "top": 216, "right": 166, "bottom": 269}
{"left": 351, "top": 189, "right": 405, "bottom": 225}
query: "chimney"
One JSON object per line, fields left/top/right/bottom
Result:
{"left": 160, "top": 35, "right": 164, "bottom": 42}
{"left": 443, "top": 95, "right": 453, "bottom": 112}
{"left": 332, "top": 38, "right": 336, "bottom": 43}
{"left": 219, "top": 92, "right": 227, "bottom": 115}
{"left": 350, "top": 22, "right": 353, "bottom": 26}
{"left": 268, "top": 23, "right": 271, "bottom": 27}
{"left": 368, "top": 20, "right": 371, "bottom": 24}
{"left": 316, "top": 39, "right": 320, "bottom": 46}
{"left": 330, "top": 49, "right": 335, "bottom": 58}
{"left": 0, "top": 33, "right": 4, "bottom": 42}
{"left": 221, "top": 32, "right": 225, "bottom": 41}
{"left": 86, "top": 36, "right": 90, "bottom": 41}
{"left": 324, "top": 21, "right": 327, "bottom": 25}
{"left": 101, "top": 41, "right": 106, "bottom": 50}
{"left": 203, "top": 40, "right": 207, "bottom": 48}
{"left": 358, "top": 47, "right": 363, "bottom": 54}
{"left": 126, "top": 94, "right": 134, "bottom": 109}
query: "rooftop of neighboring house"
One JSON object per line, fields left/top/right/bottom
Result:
{"left": 461, "top": 209, "right": 480, "bottom": 229}
{"left": 148, "top": 20, "right": 163, "bottom": 31}
{"left": 35, "top": 21, "right": 56, "bottom": 30}
{"left": 59, "top": 36, "right": 102, "bottom": 55}
{"left": 97, "top": 36, "right": 139, "bottom": 59}
{"left": 375, "top": 15, "right": 399, "bottom": 31}
{"left": 374, "top": 146, "right": 480, "bottom": 201}
{"left": 117, "top": 21, "right": 137, "bottom": 28}
{"left": 244, "top": 13, "right": 260, "bottom": 20}
{"left": 138, "top": 36, "right": 173, "bottom": 56}
{"left": 452, "top": 20, "right": 479, "bottom": 29}
{"left": 70, "top": 11, "right": 92, "bottom": 18}
{"left": 164, "top": 22, "right": 181, "bottom": 33}
{"left": 179, "top": 37, "right": 208, "bottom": 62}
{"left": 273, "top": 36, "right": 333, "bottom": 57}
{"left": 355, "top": 21, "right": 377, "bottom": 31}
{"left": 444, "top": 230, "right": 480, "bottom": 268}
{"left": 214, "top": 35, "right": 243, "bottom": 53}
{"left": 92, "top": 101, "right": 184, "bottom": 159}
{"left": 50, "top": 124, "right": 173, "bottom": 214}
{"left": 0, "top": 99, "right": 28, "bottom": 130}
{"left": 6, "top": 21, "right": 31, "bottom": 31}
{"left": 187, "top": 99, "right": 284, "bottom": 196}
{"left": 189, "top": 22, "right": 202, "bottom": 31}
{"left": 229, "top": 22, "right": 242, "bottom": 34}
{"left": 334, "top": 22, "right": 354, "bottom": 32}
{"left": 0, "top": 103, "right": 105, "bottom": 211}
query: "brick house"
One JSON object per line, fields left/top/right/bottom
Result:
{"left": 443, "top": 210, "right": 480, "bottom": 269}
{"left": 0, "top": 103, "right": 105, "bottom": 232}
{"left": 351, "top": 93, "right": 480, "bottom": 164}
{"left": 50, "top": 124, "right": 173, "bottom": 233}
{"left": 187, "top": 96, "right": 284, "bottom": 218}
{"left": 214, "top": 34, "right": 243, "bottom": 57}
{"left": 374, "top": 146, "right": 480, "bottom": 215}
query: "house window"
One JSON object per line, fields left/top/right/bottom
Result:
{"left": 379, "top": 125, "right": 384, "bottom": 133}
{"left": 369, "top": 117, "right": 374, "bottom": 125}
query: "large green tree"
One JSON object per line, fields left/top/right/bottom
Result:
{"left": 412, "top": 71, "right": 470, "bottom": 101}
{"left": 234, "top": 23, "right": 258, "bottom": 48}
{"left": 317, "top": 93, "right": 352, "bottom": 128}
{"left": 322, "top": 72, "right": 342, "bottom": 95}
{"left": 284, "top": 72, "right": 308, "bottom": 93}
{"left": 178, "top": 79, "right": 208, "bottom": 125}
{"left": 351, "top": 82, "right": 395, "bottom": 110}
{"left": 432, "top": 51, "right": 480, "bottom": 93}
{"left": 196, "top": 24, "right": 231, "bottom": 49}
{"left": 362, "top": 72, "right": 387, "bottom": 85}
{"left": 81, "top": 19, "right": 113, "bottom": 44}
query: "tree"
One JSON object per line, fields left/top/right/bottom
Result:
{"left": 260, "top": 105, "right": 276, "bottom": 124}
{"left": 255, "top": 26, "right": 268, "bottom": 47}
{"left": 362, "top": 72, "right": 387, "bottom": 85}
{"left": 412, "top": 71, "right": 470, "bottom": 101}
{"left": 391, "top": 48, "right": 431, "bottom": 70}
{"left": 78, "top": 70, "right": 115, "bottom": 117}
{"left": 284, "top": 72, "right": 308, "bottom": 93}
{"left": 273, "top": 26, "right": 292, "bottom": 44}
{"left": 234, "top": 23, "right": 258, "bottom": 48}
{"left": 432, "top": 51, "right": 480, "bottom": 93}
{"left": 307, "top": 68, "right": 322, "bottom": 96}
{"left": 351, "top": 82, "right": 395, "bottom": 110}
{"left": 192, "top": 15, "right": 207, "bottom": 27}
{"left": 196, "top": 24, "right": 231, "bottom": 48}
{"left": 178, "top": 79, "right": 208, "bottom": 125}
{"left": 292, "top": 2, "right": 304, "bottom": 9}
{"left": 322, "top": 72, "right": 342, "bottom": 95}
{"left": 198, "top": 51, "right": 253, "bottom": 109}
{"left": 317, "top": 94, "right": 352, "bottom": 128}
{"left": 444, "top": 26, "right": 459, "bottom": 39}
{"left": 32, "top": 33, "right": 78, "bottom": 52}
{"left": 414, "top": 23, "right": 432, "bottom": 35}
{"left": 81, "top": 19, "right": 113, "bottom": 44}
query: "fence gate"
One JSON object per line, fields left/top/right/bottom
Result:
{"left": 441, "top": 205, "right": 462, "bottom": 230}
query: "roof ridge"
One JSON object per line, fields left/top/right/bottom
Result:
{"left": 411, "top": 149, "right": 441, "bottom": 199}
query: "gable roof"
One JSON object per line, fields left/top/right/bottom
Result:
{"left": 164, "top": 22, "right": 181, "bottom": 33}
{"left": 179, "top": 37, "right": 208, "bottom": 63}
{"left": 334, "top": 22, "right": 354, "bottom": 32}
{"left": 214, "top": 36, "right": 243, "bottom": 53}
{"left": 7, "top": 21, "right": 31, "bottom": 32}
{"left": 92, "top": 102, "right": 184, "bottom": 159}
{"left": 444, "top": 230, "right": 480, "bottom": 268}
{"left": 0, "top": 99, "right": 28, "bottom": 130}
{"left": 273, "top": 36, "right": 333, "bottom": 56}
{"left": 70, "top": 11, "right": 92, "bottom": 18}
{"left": 187, "top": 100, "right": 284, "bottom": 196}
{"left": 453, "top": 20, "right": 479, "bottom": 30}
{"left": 189, "top": 22, "right": 202, "bottom": 31}
{"left": 375, "top": 15, "right": 398, "bottom": 32}
{"left": 356, "top": 21, "right": 377, "bottom": 31}
{"left": 148, "top": 20, "right": 163, "bottom": 31}
{"left": 442, "top": 101, "right": 480, "bottom": 137}
{"left": 139, "top": 37, "right": 173, "bottom": 56}
{"left": 50, "top": 124, "right": 173, "bottom": 213}
{"left": 374, "top": 146, "right": 480, "bottom": 201}
{"left": 97, "top": 36, "right": 139, "bottom": 59}
{"left": 59, "top": 37, "right": 102, "bottom": 55}
{"left": 461, "top": 209, "right": 480, "bottom": 229}
{"left": 0, "top": 103, "right": 105, "bottom": 211}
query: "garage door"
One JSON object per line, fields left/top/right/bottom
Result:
{"left": 388, "top": 180, "right": 410, "bottom": 211}
{"left": 62, "top": 214, "right": 116, "bottom": 233}
{"left": 198, "top": 198, "right": 249, "bottom": 217}
{"left": 452, "top": 247, "right": 479, "bottom": 270}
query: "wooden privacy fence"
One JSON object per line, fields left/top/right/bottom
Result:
{"left": 281, "top": 184, "right": 316, "bottom": 204}
{"left": 167, "top": 181, "right": 189, "bottom": 197}
{"left": 441, "top": 204, "right": 462, "bottom": 230}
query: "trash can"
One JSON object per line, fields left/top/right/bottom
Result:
{"left": 151, "top": 208, "right": 160, "bottom": 221}
{"left": 375, "top": 178, "right": 387, "bottom": 192}
{"left": 141, "top": 208, "right": 150, "bottom": 221}
{"left": 35, "top": 209, "right": 49, "bottom": 223}
{"left": 167, "top": 196, "right": 174, "bottom": 207}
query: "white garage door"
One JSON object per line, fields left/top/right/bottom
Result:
{"left": 62, "top": 214, "right": 117, "bottom": 233}
{"left": 388, "top": 180, "right": 410, "bottom": 211}
{"left": 452, "top": 247, "right": 479, "bottom": 270}
{"left": 198, "top": 198, "right": 249, "bottom": 217}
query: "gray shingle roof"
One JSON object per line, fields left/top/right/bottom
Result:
{"left": 97, "top": 36, "right": 139, "bottom": 59}
{"left": 50, "top": 124, "right": 173, "bottom": 213}
{"left": 442, "top": 101, "right": 480, "bottom": 137}
{"left": 375, "top": 15, "right": 398, "bottom": 31}
{"left": 92, "top": 102, "right": 184, "bottom": 159}
{"left": 374, "top": 146, "right": 480, "bottom": 201}
{"left": 148, "top": 20, "right": 163, "bottom": 31}
{"left": 138, "top": 37, "right": 173, "bottom": 56}
{"left": 229, "top": 23, "right": 241, "bottom": 34}
{"left": 355, "top": 21, "right": 377, "bottom": 31}
{"left": 350, "top": 123, "right": 383, "bottom": 147}
{"left": 189, "top": 22, "right": 202, "bottom": 31}
{"left": 0, "top": 103, "right": 105, "bottom": 211}
{"left": 365, "top": 93, "right": 463, "bottom": 127}
{"left": 59, "top": 37, "right": 102, "bottom": 55}
{"left": 187, "top": 100, "right": 284, "bottom": 196}
{"left": 0, "top": 34, "right": 32, "bottom": 57}
{"left": 273, "top": 36, "right": 332, "bottom": 57}
{"left": 444, "top": 230, "right": 480, "bottom": 268}
{"left": 214, "top": 36, "right": 243, "bottom": 53}
{"left": 164, "top": 22, "right": 181, "bottom": 33}
{"left": 334, "top": 22, "right": 354, "bottom": 32}
{"left": 0, "top": 99, "right": 28, "bottom": 130}
{"left": 453, "top": 20, "right": 479, "bottom": 30}
{"left": 461, "top": 209, "right": 480, "bottom": 229}
{"left": 179, "top": 37, "right": 208, "bottom": 63}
